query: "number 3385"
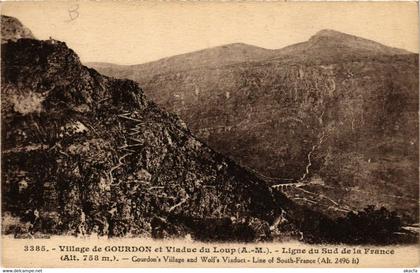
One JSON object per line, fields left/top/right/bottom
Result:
{"left": 24, "top": 245, "right": 47, "bottom": 251}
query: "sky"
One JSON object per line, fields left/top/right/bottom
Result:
{"left": 2, "top": 1, "right": 419, "bottom": 65}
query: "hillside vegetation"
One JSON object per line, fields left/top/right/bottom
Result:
{"left": 91, "top": 30, "right": 419, "bottom": 222}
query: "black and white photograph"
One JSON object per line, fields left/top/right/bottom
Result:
{"left": 1, "top": 1, "right": 419, "bottom": 269}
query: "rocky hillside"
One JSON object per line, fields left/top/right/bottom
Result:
{"left": 2, "top": 15, "right": 416, "bottom": 244}
{"left": 89, "top": 30, "right": 419, "bottom": 223}
{"left": 1, "top": 38, "right": 286, "bottom": 240}
{"left": 2, "top": 17, "right": 353, "bottom": 242}
{"left": 1, "top": 15, "right": 34, "bottom": 43}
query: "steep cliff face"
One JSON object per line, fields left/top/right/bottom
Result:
{"left": 90, "top": 30, "right": 419, "bottom": 222}
{"left": 2, "top": 37, "right": 309, "bottom": 241}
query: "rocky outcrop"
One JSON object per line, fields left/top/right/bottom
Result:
{"left": 1, "top": 15, "right": 34, "bottom": 43}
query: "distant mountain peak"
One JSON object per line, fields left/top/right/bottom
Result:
{"left": 283, "top": 28, "right": 413, "bottom": 56}
{"left": 309, "top": 29, "right": 374, "bottom": 44}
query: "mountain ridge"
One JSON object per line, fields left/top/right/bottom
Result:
{"left": 88, "top": 28, "right": 419, "bottom": 224}
{"left": 88, "top": 29, "right": 414, "bottom": 77}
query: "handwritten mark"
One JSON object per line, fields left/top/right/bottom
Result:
{"left": 66, "top": 4, "right": 79, "bottom": 22}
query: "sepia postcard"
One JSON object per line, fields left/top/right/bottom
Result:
{"left": 1, "top": 1, "right": 419, "bottom": 269}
